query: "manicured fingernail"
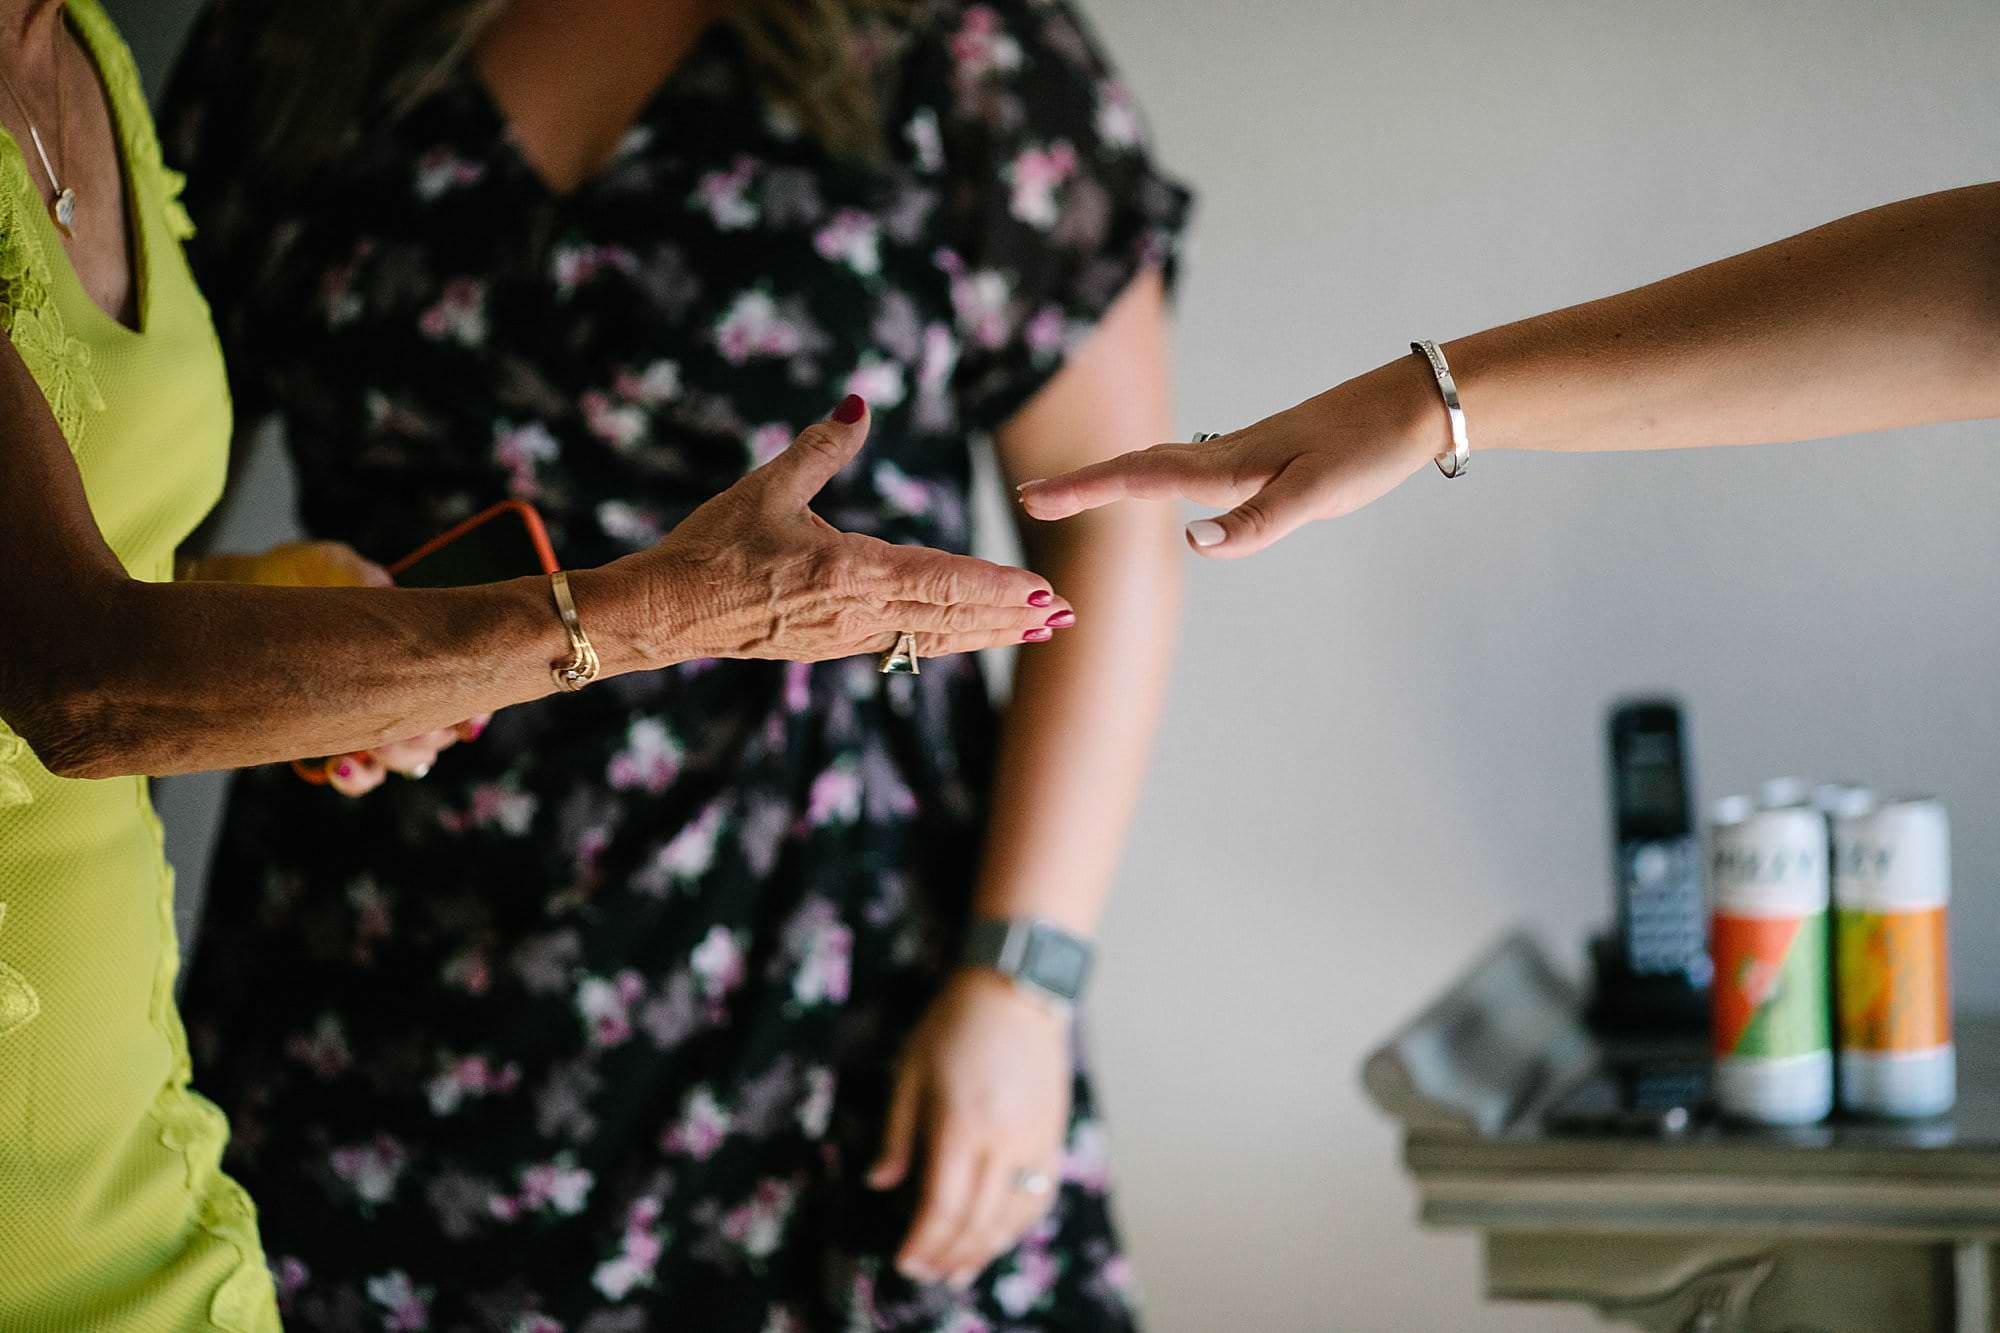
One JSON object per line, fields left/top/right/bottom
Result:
{"left": 1046, "top": 610, "right": 1075, "bottom": 628}
{"left": 1023, "top": 627, "right": 1053, "bottom": 642}
{"left": 465, "top": 719, "right": 488, "bottom": 740}
{"left": 1027, "top": 590, "right": 1053, "bottom": 607}
{"left": 335, "top": 761, "right": 355, "bottom": 779}
{"left": 832, "top": 393, "right": 866, "bottom": 423}
{"left": 1187, "top": 519, "right": 1227, "bottom": 548}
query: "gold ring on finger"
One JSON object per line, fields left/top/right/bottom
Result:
{"left": 878, "top": 630, "right": 920, "bottom": 676}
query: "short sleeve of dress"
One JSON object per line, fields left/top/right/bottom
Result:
{"left": 912, "top": 0, "right": 1193, "bottom": 436}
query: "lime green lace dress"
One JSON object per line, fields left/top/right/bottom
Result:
{"left": 0, "top": 4, "right": 279, "bottom": 1328}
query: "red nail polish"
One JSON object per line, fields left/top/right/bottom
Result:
{"left": 466, "top": 719, "right": 488, "bottom": 740}
{"left": 832, "top": 393, "right": 866, "bottom": 424}
{"left": 335, "top": 761, "right": 355, "bottom": 779}
{"left": 1027, "top": 590, "right": 1053, "bottom": 608}
{"left": 1023, "top": 627, "right": 1053, "bottom": 642}
{"left": 1046, "top": 611, "right": 1076, "bottom": 628}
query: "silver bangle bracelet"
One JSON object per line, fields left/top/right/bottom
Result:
{"left": 1410, "top": 339, "right": 1470, "bottom": 479}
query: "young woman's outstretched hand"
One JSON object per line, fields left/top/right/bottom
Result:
{"left": 1014, "top": 358, "right": 1442, "bottom": 559}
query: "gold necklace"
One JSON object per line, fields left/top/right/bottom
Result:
{"left": 0, "top": 16, "right": 76, "bottom": 238}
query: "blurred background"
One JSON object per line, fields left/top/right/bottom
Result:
{"left": 109, "top": 1, "right": 2000, "bottom": 1329}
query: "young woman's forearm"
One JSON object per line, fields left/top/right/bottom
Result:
{"left": 1448, "top": 183, "right": 2000, "bottom": 456}
{"left": 970, "top": 506, "right": 1181, "bottom": 935}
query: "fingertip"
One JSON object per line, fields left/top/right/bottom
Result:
{"left": 831, "top": 393, "right": 867, "bottom": 424}
{"left": 1185, "top": 519, "right": 1227, "bottom": 549}
{"left": 1027, "top": 589, "right": 1053, "bottom": 608}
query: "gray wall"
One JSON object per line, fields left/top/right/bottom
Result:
{"left": 116, "top": 2, "right": 2000, "bottom": 1331}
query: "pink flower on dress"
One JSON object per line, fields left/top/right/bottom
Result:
{"left": 1024, "top": 305, "right": 1067, "bottom": 360}
{"left": 581, "top": 390, "right": 648, "bottom": 450}
{"left": 693, "top": 156, "right": 761, "bottom": 230}
{"left": 813, "top": 209, "right": 882, "bottom": 275}
{"left": 271, "top": 1256, "right": 310, "bottom": 1310}
{"left": 843, "top": 357, "right": 907, "bottom": 411}
{"left": 330, "top": 1135, "right": 408, "bottom": 1207}
{"left": 690, "top": 926, "right": 747, "bottom": 1002}
{"left": 1005, "top": 142, "right": 1079, "bottom": 229}
{"left": 950, "top": 5, "right": 1023, "bottom": 84}
{"left": 596, "top": 500, "right": 664, "bottom": 548}
{"left": 591, "top": 1197, "right": 667, "bottom": 1300}
{"left": 807, "top": 761, "right": 863, "bottom": 827}
{"left": 414, "top": 146, "right": 485, "bottom": 199}
{"left": 715, "top": 291, "right": 809, "bottom": 364}
{"left": 613, "top": 359, "right": 682, "bottom": 405}
{"left": 784, "top": 900, "right": 853, "bottom": 1007}
{"left": 797, "top": 1066, "right": 836, "bottom": 1139}
{"left": 576, "top": 970, "right": 645, "bottom": 1048}
{"left": 938, "top": 252, "right": 1013, "bottom": 350}
{"left": 426, "top": 1052, "right": 523, "bottom": 1117}
{"left": 873, "top": 461, "right": 932, "bottom": 518}
{"left": 607, "top": 718, "right": 682, "bottom": 794}
{"left": 719, "top": 1178, "right": 799, "bottom": 1259}
{"left": 283, "top": 1013, "right": 352, "bottom": 1080}
{"left": 1096, "top": 80, "right": 1144, "bottom": 149}
{"left": 418, "top": 277, "right": 488, "bottom": 345}
{"left": 994, "top": 1247, "right": 1061, "bottom": 1316}
{"left": 490, "top": 1157, "right": 595, "bottom": 1222}
{"left": 365, "top": 1270, "right": 433, "bottom": 1332}
{"left": 746, "top": 423, "right": 795, "bottom": 469}
{"left": 661, "top": 1085, "right": 733, "bottom": 1161}
{"left": 551, "top": 244, "right": 639, "bottom": 297}
{"left": 1063, "top": 1117, "right": 1113, "bottom": 1193}
{"left": 440, "top": 778, "right": 540, "bottom": 836}
{"left": 492, "top": 421, "right": 560, "bottom": 499}
{"left": 634, "top": 801, "right": 727, "bottom": 896}
{"left": 440, "top": 947, "right": 493, "bottom": 996}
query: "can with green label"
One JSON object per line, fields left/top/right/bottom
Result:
{"left": 1709, "top": 797, "right": 1834, "bottom": 1125}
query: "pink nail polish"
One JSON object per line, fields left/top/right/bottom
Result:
{"left": 466, "top": 719, "right": 488, "bottom": 741}
{"left": 1046, "top": 610, "right": 1076, "bottom": 628}
{"left": 1023, "top": 627, "right": 1053, "bottom": 642}
{"left": 335, "top": 761, "right": 355, "bottom": 779}
{"left": 1027, "top": 590, "right": 1053, "bottom": 608}
{"left": 832, "top": 393, "right": 866, "bottom": 424}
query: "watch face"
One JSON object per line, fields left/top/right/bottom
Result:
{"left": 1024, "top": 928, "right": 1091, "bottom": 998}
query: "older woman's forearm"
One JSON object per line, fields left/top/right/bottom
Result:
{"left": 1449, "top": 183, "right": 2000, "bottom": 457}
{"left": 970, "top": 506, "right": 1182, "bottom": 935}
{"left": 17, "top": 565, "right": 656, "bottom": 779}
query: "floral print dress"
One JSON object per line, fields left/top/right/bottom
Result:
{"left": 162, "top": 1, "right": 1188, "bottom": 1330}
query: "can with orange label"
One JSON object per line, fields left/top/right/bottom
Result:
{"left": 1709, "top": 798, "right": 1834, "bottom": 1125}
{"left": 1832, "top": 797, "right": 1954, "bottom": 1118}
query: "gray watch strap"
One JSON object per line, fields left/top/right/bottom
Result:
{"left": 962, "top": 918, "right": 1094, "bottom": 1005}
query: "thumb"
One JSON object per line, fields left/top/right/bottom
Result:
{"left": 757, "top": 394, "right": 871, "bottom": 511}
{"left": 1181, "top": 456, "right": 1324, "bottom": 559}
{"left": 868, "top": 1062, "right": 923, "bottom": 1190}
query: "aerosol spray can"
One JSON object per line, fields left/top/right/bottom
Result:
{"left": 1709, "top": 797, "right": 1834, "bottom": 1125}
{"left": 1832, "top": 798, "right": 1955, "bottom": 1118}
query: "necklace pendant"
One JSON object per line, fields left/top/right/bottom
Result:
{"left": 51, "top": 188, "right": 77, "bottom": 238}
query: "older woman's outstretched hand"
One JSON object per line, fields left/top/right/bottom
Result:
{"left": 1015, "top": 358, "right": 1445, "bottom": 558}
{"left": 642, "top": 395, "right": 1075, "bottom": 661}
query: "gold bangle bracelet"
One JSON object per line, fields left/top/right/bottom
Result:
{"left": 548, "top": 570, "right": 600, "bottom": 692}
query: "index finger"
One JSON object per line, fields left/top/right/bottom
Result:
{"left": 1016, "top": 443, "right": 1244, "bottom": 521}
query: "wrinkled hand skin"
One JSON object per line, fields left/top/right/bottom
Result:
{"left": 182, "top": 539, "right": 487, "bottom": 796}
{"left": 624, "top": 402, "right": 1075, "bottom": 663}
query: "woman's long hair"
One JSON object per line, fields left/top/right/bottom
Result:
{"left": 251, "top": 0, "right": 919, "bottom": 178}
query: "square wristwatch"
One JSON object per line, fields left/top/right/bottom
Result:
{"left": 962, "top": 918, "right": 1094, "bottom": 1005}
